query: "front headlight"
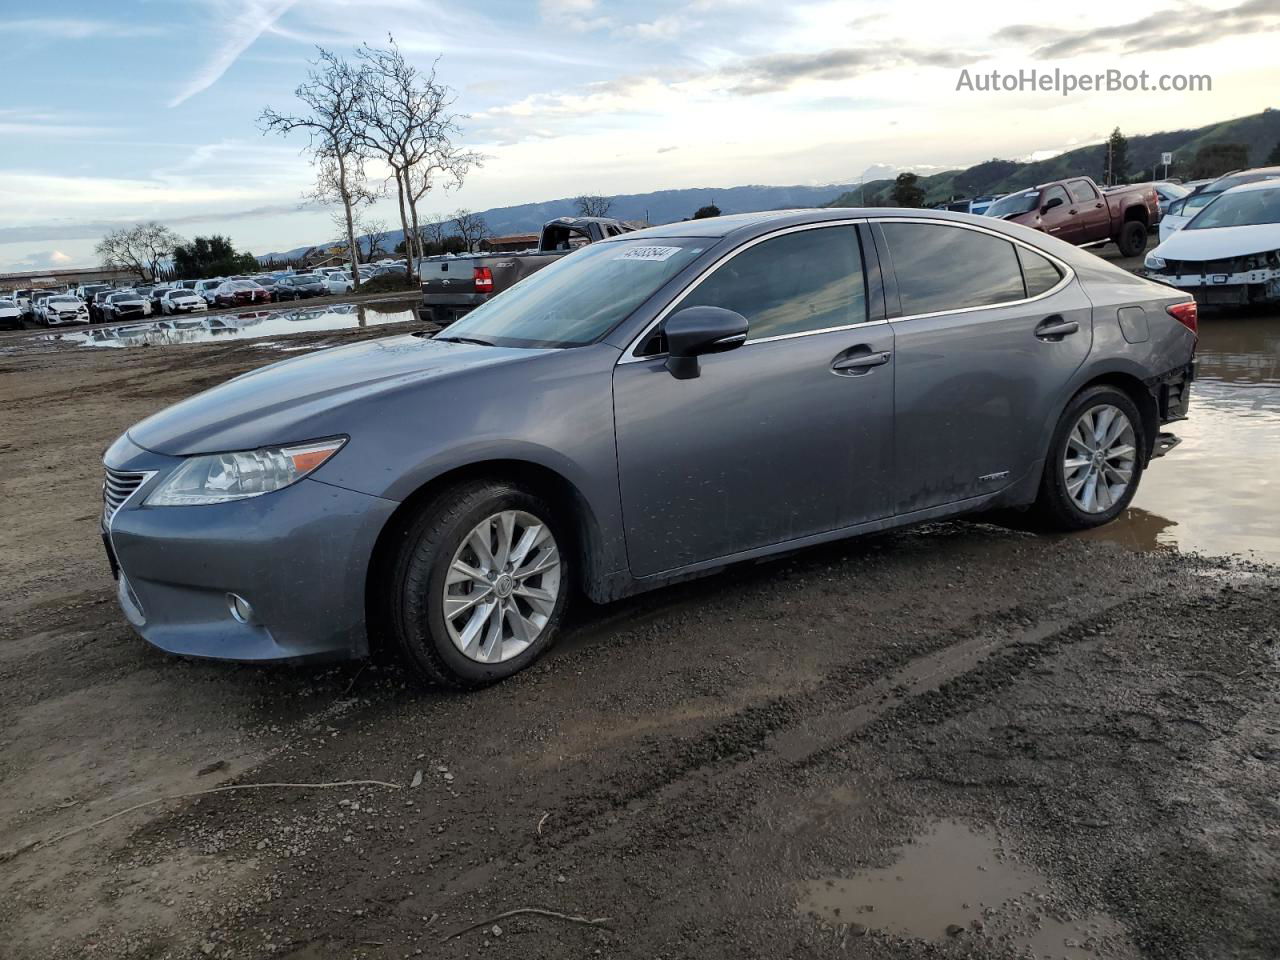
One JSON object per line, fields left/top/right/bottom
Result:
{"left": 1144, "top": 254, "right": 1167, "bottom": 269}
{"left": 145, "top": 438, "right": 346, "bottom": 506}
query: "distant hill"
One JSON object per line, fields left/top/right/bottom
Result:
{"left": 828, "top": 108, "right": 1280, "bottom": 207}
{"left": 258, "top": 182, "right": 860, "bottom": 261}
{"left": 260, "top": 108, "right": 1280, "bottom": 262}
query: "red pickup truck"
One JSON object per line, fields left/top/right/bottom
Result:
{"left": 985, "top": 176, "right": 1160, "bottom": 258}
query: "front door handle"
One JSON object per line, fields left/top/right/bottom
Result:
{"left": 1035, "top": 317, "right": 1079, "bottom": 341}
{"left": 832, "top": 349, "right": 892, "bottom": 374}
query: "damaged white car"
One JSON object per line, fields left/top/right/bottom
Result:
{"left": 1145, "top": 180, "right": 1280, "bottom": 307}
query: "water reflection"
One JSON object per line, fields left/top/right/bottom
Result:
{"left": 1193, "top": 315, "right": 1280, "bottom": 385}
{"left": 1093, "top": 311, "right": 1280, "bottom": 562}
{"left": 43, "top": 300, "right": 422, "bottom": 349}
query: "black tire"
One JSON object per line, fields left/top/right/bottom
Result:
{"left": 383, "top": 480, "right": 571, "bottom": 688}
{"left": 1117, "top": 220, "right": 1146, "bottom": 258}
{"left": 1033, "top": 385, "right": 1145, "bottom": 531}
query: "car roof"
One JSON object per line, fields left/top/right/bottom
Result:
{"left": 605, "top": 205, "right": 1078, "bottom": 245}
{"left": 1208, "top": 167, "right": 1280, "bottom": 189}
{"left": 1217, "top": 178, "right": 1280, "bottom": 196}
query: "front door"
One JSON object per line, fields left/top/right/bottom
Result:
{"left": 1036, "top": 185, "right": 1079, "bottom": 243}
{"left": 613, "top": 224, "right": 895, "bottom": 578}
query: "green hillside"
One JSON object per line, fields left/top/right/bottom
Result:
{"left": 829, "top": 108, "right": 1280, "bottom": 207}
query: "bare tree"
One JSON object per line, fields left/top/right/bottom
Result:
{"left": 363, "top": 217, "right": 390, "bottom": 261}
{"left": 95, "top": 222, "right": 182, "bottom": 279}
{"left": 261, "top": 48, "right": 370, "bottom": 291}
{"left": 420, "top": 214, "right": 448, "bottom": 251}
{"left": 450, "top": 209, "right": 489, "bottom": 251}
{"left": 574, "top": 195, "right": 613, "bottom": 217}
{"left": 356, "top": 38, "right": 482, "bottom": 280}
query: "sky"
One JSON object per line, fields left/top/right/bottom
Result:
{"left": 3, "top": 0, "right": 1279, "bottom": 270}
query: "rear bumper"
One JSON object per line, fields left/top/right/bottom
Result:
{"left": 1152, "top": 360, "right": 1194, "bottom": 425}
{"left": 103, "top": 436, "right": 398, "bottom": 663}
{"left": 421, "top": 291, "right": 488, "bottom": 309}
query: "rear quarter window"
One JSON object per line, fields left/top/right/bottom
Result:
{"left": 1016, "top": 246, "right": 1064, "bottom": 297}
{"left": 881, "top": 222, "right": 1026, "bottom": 316}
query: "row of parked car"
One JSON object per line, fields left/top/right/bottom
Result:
{"left": 0, "top": 262, "right": 403, "bottom": 330}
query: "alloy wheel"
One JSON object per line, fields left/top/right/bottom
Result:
{"left": 1063, "top": 404, "right": 1137, "bottom": 514}
{"left": 442, "top": 510, "right": 561, "bottom": 663}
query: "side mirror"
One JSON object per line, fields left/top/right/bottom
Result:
{"left": 662, "top": 306, "right": 748, "bottom": 379}
{"left": 1040, "top": 196, "right": 1064, "bottom": 215}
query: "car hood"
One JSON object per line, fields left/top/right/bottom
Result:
{"left": 1153, "top": 222, "right": 1280, "bottom": 260}
{"left": 127, "top": 334, "right": 551, "bottom": 456}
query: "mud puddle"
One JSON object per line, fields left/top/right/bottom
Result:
{"left": 38, "top": 299, "right": 421, "bottom": 349}
{"left": 1083, "top": 312, "right": 1280, "bottom": 561}
{"left": 803, "top": 820, "right": 1133, "bottom": 957}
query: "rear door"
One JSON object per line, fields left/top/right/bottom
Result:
{"left": 613, "top": 223, "right": 895, "bottom": 578}
{"left": 876, "top": 219, "right": 1092, "bottom": 514}
{"left": 1067, "top": 179, "right": 1109, "bottom": 241}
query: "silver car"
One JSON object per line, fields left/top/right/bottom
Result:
{"left": 102, "top": 209, "right": 1197, "bottom": 687}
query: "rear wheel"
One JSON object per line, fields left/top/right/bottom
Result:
{"left": 1117, "top": 220, "right": 1146, "bottom": 258}
{"left": 1034, "top": 385, "right": 1145, "bottom": 530}
{"left": 384, "top": 480, "right": 570, "bottom": 688}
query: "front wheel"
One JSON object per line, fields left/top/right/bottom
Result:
{"left": 383, "top": 481, "right": 570, "bottom": 688}
{"left": 1034, "top": 385, "right": 1145, "bottom": 530}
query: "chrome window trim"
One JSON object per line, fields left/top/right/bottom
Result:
{"left": 873, "top": 216, "right": 1075, "bottom": 323}
{"left": 618, "top": 218, "right": 870, "bottom": 364}
{"left": 618, "top": 216, "right": 1075, "bottom": 363}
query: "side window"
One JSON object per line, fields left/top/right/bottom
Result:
{"left": 680, "top": 226, "right": 866, "bottom": 341}
{"left": 1067, "top": 180, "right": 1097, "bottom": 204}
{"left": 881, "top": 222, "right": 1025, "bottom": 315}
{"left": 1017, "top": 246, "right": 1064, "bottom": 298}
{"left": 1042, "top": 185, "right": 1070, "bottom": 208}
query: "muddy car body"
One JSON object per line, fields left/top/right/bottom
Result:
{"left": 103, "top": 209, "right": 1197, "bottom": 687}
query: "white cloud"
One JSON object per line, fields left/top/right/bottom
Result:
{"left": 169, "top": 0, "right": 301, "bottom": 107}
{"left": 0, "top": 18, "right": 165, "bottom": 39}
{"left": 538, "top": 0, "right": 612, "bottom": 32}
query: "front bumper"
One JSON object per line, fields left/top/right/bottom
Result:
{"left": 1147, "top": 267, "right": 1280, "bottom": 305}
{"left": 103, "top": 434, "right": 398, "bottom": 662}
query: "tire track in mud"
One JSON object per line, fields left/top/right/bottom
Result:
{"left": 266, "top": 569, "right": 1216, "bottom": 947}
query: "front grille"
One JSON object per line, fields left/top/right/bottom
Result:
{"left": 104, "top": 467, "right": 148, "bottom": 521}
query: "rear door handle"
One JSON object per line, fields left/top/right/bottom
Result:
{"left": 832, "top": 349, "right": 892, "bottom": 374}
{"left": 1035, "top": 317, "right": 1079, "bottom": 341}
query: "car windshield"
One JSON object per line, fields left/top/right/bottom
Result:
{"left": 1187, "top": 186, "right": 1280, "bottom": 230}
{"left": 440, "top": 238, "right": 711, "bottom": 348}
{"left": 1158, "top": 183, "right": 1190, "bottom": 200}
{"left": 109, "top": 293, "right": 135, "bottom": 301}
{"left": 50, "top": 297, "right": 77, "bottom": 304}
{"left": 985, "top": 191, "right": 1039, "bottom": 218}
{"left": 1183, "top": 191, "right": 1220, "bottom": 214}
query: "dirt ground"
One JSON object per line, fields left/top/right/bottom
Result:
{"left": 0, "top": 304, "right": 1277, "bottom": 960}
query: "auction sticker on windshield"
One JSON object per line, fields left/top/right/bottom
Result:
{"left": 614, "top": 245, "right": 683, "bottom": 262}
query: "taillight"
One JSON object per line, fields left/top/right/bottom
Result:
{"left": 1166, "top": 300, "right": 1198, "bottom": 337}
{"left": 473, "top": 266, "right": 493, "bottom": 293}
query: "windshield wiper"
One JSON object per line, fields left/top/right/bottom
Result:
{"left": 434, "top": 335, "right": 494, "bottom": 347}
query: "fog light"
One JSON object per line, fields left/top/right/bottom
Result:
{"left": 227, "top": 593, "right": 254, "bottom": 624}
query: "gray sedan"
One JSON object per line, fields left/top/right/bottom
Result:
{"left": 102, "top": 209, "right": 1197, "bottom": 687}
